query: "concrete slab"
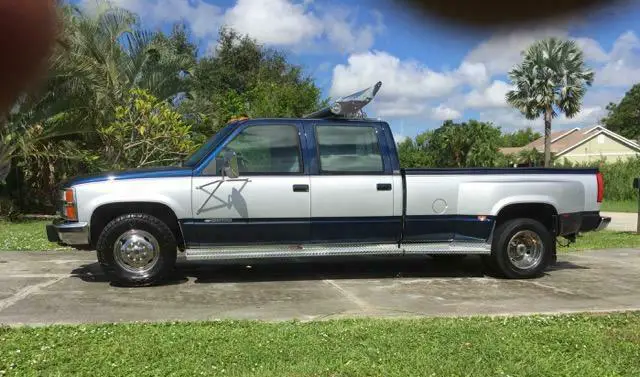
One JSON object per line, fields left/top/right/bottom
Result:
{"left": 1, "top": 249, "right": 640, "bottom": 325}
{"left": 602, "top": 211, "right": 638, "bottom": 232}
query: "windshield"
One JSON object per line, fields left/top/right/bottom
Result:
{"left": 182, "top": 123, "right": 236, "bottom": 167}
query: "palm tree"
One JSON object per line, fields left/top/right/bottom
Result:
{"left": 506, "top": 37, "right": 594, "bottom": 167}
{"left": 1, "top": 0, "right": 195, "bottom": 198}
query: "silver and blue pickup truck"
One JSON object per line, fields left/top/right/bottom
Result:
{"left": 46, "top": 82, "right": 610, "bottom": 286}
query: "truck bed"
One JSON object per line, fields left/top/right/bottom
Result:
{"left": 403, "top": 167, "right": 599, "bottom": 175}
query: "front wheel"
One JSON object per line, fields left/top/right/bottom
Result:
{"left": 487, "top": 218, "right": 553, "bottom": 279}
{"left": 96, "top": 213, "right": 177, "bottom": 286}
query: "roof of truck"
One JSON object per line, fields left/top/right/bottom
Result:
{"left": 228, "top": 117, "right": 386, "bottom": 125}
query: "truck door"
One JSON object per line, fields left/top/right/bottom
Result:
{"left": 189, "top": 122, "right": 311, "bottom": 246}
{"left": 307, "top": 122, "right": 400, "bottom": 244}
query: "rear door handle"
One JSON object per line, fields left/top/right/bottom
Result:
{"left": 293, "top": 184, "right": 309, "bottom": 192}
{"left": 377, "top": 183, "right": 392, "bottom": 191}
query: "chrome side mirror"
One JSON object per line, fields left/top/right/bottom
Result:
{"left": 216, "top": 149, "right": 239, "bottom": 178}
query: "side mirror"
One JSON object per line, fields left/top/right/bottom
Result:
{"left": 215, "top": 149, "right": 239, "bottom": 178}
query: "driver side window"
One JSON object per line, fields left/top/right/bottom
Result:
{"left": 204, "top": 124, "right": 302, "bottom": 175}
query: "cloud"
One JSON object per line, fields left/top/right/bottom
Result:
{"left": 330, "top": 50, "right": 460, "bottom": 105}
{"left": 478, "top": 104, "right": 605, "bottom": 133}
{"left": 554, "top": 106, "right": 604, "bottom": 126}
{"left": 465, "top": 80, "right": 514, "bottom": 109}
{"left": 463, "top": 26, "right": 567, "bottom": 75}
{"left": 93, "top": 0, "right": 224, "bottom": 40}
{"left": 223, "top": 0, "right": 322, "bottom": 46}
{"left": 321, "top": 7, "right": 384, "bottom": 54}
{"left": 456, "top": 61, "right": 489, "bottom": 88}
{"left": 596, "top": 31, "right": 640, "bottom": 86}
{"left": 461, "top": 28, "right": 638, "bottom": 129}
{"left": 87, "top": 0, "right": 385, "bottom": 54}
{"left": 374, "top": 98, "right": 427, "bottom": 117}
{"left": 329, "top": 49, "right": 495, "bottom": 117}
{"left": 431, "top": 105, "right": 462, "bottom": 120}
{"left": 575, "top": 37, "right": 609, "bottom": 62}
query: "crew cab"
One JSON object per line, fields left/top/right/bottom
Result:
{"left": 46, "top": 82, "right": 610, "bottom": 286}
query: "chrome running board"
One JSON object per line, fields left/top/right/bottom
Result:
{"left": 184, "top": 242, "right": 491, "bottom": 261}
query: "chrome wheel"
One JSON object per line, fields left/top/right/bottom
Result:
{"left": 113, "top": 229, "right": 160, "bottom": 275}
{"left": 507, "top": 230, "right": 544, "bottom": 270}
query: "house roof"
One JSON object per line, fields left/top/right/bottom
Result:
{"left": 499, "top": 125, "right": 640, "bottom": 156}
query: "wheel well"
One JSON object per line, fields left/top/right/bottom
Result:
{"left": 495, "top": 203, "right": 558, "bottom": 235}
{"left": 90, "top": 202, "right": 184, "bottom": 249}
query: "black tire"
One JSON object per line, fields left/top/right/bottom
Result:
{"left": 96, "top": 213, "right": 177, "bottom": 287}
{"left": 489, "top": 218, "right": 553, "bottom": 279}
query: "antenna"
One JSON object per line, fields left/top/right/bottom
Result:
{"left": 304, "top": 81, "right": 382, "bottom": 119}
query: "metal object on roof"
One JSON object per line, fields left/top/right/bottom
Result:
{"left": 304, "top": 81, "right": 382, "bottom": 119}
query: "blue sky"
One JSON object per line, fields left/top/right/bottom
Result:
{"left": 77, "top": 0, "right": 640, "bottom": 141}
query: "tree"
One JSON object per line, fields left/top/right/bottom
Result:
{"left": 185, "top": 27, "right": 325, "bottom": 133}
{"left": 1, "top": 1, "right": 197, "bottom": 210}
{"left": 99, "top": 88, "right": 200, "bottom": 169}
{"left": 396, "top": 136, "right": 434, "bottom": 168}
{"left": 500, "top": 127, "right": 541, "bottom": 147}
{"left": 601, "top": 83, "right": 640, "bottom": 141}
{"left": 396, "top": 120, "right": 503, "bottom": 168}
{"left": 506, "top": 37, "right": 594, "bottom": 167}
{"left": 426, "top": 120, "right": 502, "bottom": 168}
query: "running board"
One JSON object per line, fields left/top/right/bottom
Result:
{"left": 183, "top": 242, "right": 491, "bottom": 261}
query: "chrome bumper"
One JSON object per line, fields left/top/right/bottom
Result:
{"left": 46, "top": 221, "right": 90, "bottom": 246}
{"left": 595, "top": 216, "right": 611, "bottom": 231}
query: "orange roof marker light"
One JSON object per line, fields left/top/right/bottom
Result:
{"left": 227, "top": 115, "right": 250, "bottom": 124}
{"left": 304, "top": 81, "right": 382, "bottom": 120}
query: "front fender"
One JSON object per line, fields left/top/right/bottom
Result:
{"left": 74, "top": 177, "right": 193, "bottom": 222}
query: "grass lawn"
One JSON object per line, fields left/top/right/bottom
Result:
{"left": 600, "top": 200, "right": 638, "bottom": 213}
{"left": 564, "top": 230, "right": 640, "bottom": 252}
{"left": 1, "top": 313, "right": 640, "bottom": 376}
{"left": 0, "top": 220, "right": 69, "bottom": 251}
{"left": 1, "top": 220, "right": 640, "bottom": 252}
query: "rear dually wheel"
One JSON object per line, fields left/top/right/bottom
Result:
{"left": 488, "top": 218, "right": 553, "bottom": 279}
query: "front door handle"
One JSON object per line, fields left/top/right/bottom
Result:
{"left": 377, "top": 183, "right": 392, "bottom": 191}
{"left": 293, "top": 184, "right": 309, "bottom": 192}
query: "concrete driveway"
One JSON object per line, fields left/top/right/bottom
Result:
{"left": 1, "top": 248, "right": 640, "bottom": 326}
{"left": 603, "top": 211, "right": 638, "bottom": 232}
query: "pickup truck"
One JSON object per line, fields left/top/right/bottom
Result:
{"left": 46, "top": 82, "right": 610, "bottom": 286}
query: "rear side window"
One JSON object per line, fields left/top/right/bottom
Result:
{"left": 316, "top": 125, "right": 384, "bottom": 173}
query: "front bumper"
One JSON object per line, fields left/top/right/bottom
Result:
{"left": 46, "top": 220, "right": 90, "bottom": 246}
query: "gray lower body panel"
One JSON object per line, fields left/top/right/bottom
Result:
{"left": 184, "top": 242, "right": 491, "bottom": 261}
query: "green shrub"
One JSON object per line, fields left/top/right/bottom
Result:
{"left": 0, "top": 196, "right": 20, "bottom": 220}
{"left": 558, "top": 156, "right": 640, "bottom": 201}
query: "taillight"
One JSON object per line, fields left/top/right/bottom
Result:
{"left": 62, "top": 188, "right": 78, "bottom": 221}
{"left": 596, "top": 172, "right": 604, "bottom": 203}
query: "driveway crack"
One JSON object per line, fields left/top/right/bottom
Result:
{"left": 0, "top": 277, "right": 65, "bottom": 313}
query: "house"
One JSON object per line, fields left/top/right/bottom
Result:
{"left": 500, "top": 125, "right": 640, "bottom": 164}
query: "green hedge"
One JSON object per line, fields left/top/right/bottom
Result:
{"left": 557, "top": 156, "right": 640, "bottom": 201}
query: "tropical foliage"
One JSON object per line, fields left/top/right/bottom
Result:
{"left": 397, "top": 120, "right": 509, "bottom": 168}
{"left": 99, "top": 88, "right": 201, "bottom": 170}
{"left": 601, "top": 83, "right": 640, "bottom": 142}
{"left": 499, "top": 127, "right": 541, "bottom": 147}
{"left": 556, "top": 156, "right": 640, "bottom": 202}
{"left": 506, "top": 37, "right": 595, "bottom": 166}
{"left": 0, "top": 1, "right": 324, "bottom": 214}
